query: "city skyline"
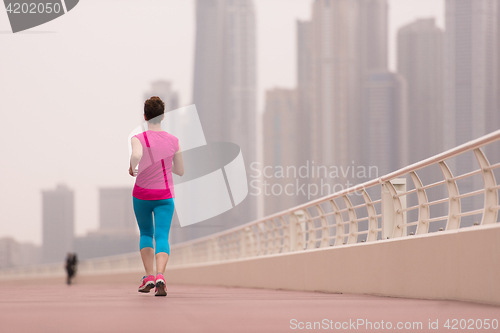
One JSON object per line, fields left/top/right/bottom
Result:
{"left": 261, "top": 0, "right": 499, "bottom": 221}
{"left": 1, "top": 1, "right": 448, "bottom": 245}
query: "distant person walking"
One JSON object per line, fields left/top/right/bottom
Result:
{"left": 65, "top": 253, "right": 77, "bottom": 285}
{"left": 129, "top": 96, "right": 184, "bottom": 297}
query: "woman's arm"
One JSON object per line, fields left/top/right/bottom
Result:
{"left": 172, "top": 144, "right": 184, "bottom": 176}
{"left": 129, "top": 137, "right": 143, "bottom": 177}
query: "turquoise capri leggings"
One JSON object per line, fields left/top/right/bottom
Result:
{"left": 132, "top": 197, "right": 175, "bottom": 255}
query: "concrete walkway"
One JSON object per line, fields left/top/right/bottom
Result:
{"left": 0, "top": 283, "right": 498, "bottom": 332}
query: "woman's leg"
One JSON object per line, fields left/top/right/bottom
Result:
{"left": 153, "top": 198, "right": 175, "bottom": 274}
{"left": 140, "top": 248, "right": 155, "bottom": 276}
{"left": 133, "top": 197, "right": 155, "bottom": 276}
{"left": 155, "top": 253, "right": 169, "bottom": 275}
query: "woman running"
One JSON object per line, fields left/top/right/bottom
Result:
{"left": 129, "top": 96, "right": 184, "bottom": 296}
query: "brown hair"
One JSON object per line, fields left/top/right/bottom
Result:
{"left": 144, "top": 96, "right": 165, "bottom": 124}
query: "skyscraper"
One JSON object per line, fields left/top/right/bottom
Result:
{"left": 296, "top": 20, "right": 314, "bottom": 205}
{"left": 296, "top": 20, "right": 313, "bottom": 165}
{"left": 364, "top": 71, "right": 408, "bottom": 176}
{"left": 306, "top": 0, "right": 388, "bottom": 188}
{"left": 359, "top": 0, "right": 388, "bottom": 74}
{"left": 444, "top": 0, "right": 498, "bottom": 148}
{"left": 358, "top": 0, "right": 389, "bottom": 173}
{"left": 42, "top": 184, "right": 74, "bottom": 263}
{"left": 397, "top": 18, "right": 444, "bottom": 162}
{"left": 263, "top": 88, "right": 299, "bottom": 215}
{"left": 443, "top": 0, "right": 499, "bottom": 226}
{"left": 397, "top": 18, "right": 445, "bottom": 223}
{"left": 191, "top": 0, "right": 257, "bottom": 236}
{"left": 309, "top": 0, "right": 360, "bottom": 171}
{"left": 193, "top": 0, "right": 256, "bottom": 153}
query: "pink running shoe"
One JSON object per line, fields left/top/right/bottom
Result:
{"left": 138, "top": 275, "right": 155, "bottom": 293}
{"left": 155, "top": 273, "right": 167, "bottom": 296}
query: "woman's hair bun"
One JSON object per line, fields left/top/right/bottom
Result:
{"left": 144, "top": 96, "right": 165, "bottom": 124}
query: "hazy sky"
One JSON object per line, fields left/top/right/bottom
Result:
{"left": 0, "top": 0, "right": 444, "bottom": 245}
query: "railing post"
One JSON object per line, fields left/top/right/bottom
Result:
{"left": 315, "top": 205, "right": 329, "bottom": 248}
{"left": 409, "top": 171, "right": 430, "bottom": 234}
{"left": 381, "top": 183, "right": 392, "bottom": 239}
{"left": 239, "top": 230, "right": 246, "bottom": 258}
{"left": 241, "top": 227, "right": 253, "bottom": 258}
{"left": 289, "top": 210, "right": 304, "bottom": 251}
{"left": 381, "top": 178, "right": 406, "bottom": 239}
{"left": 329, "top": 199, "right": 344, "bottom": 246}
{"left": 362, "top": 189, "right": 378, "bottom": 242}
{"left": 439, "top": 161, "right": 461, "bottom": 230}
{"left": 280, "top": 216, "right": 290, "bottom": 253}
{"left": 474, "top": 148, "right": 499, "bottom": 224}
{"left": 289, "top": 212, "right": 297, "bottom": 251}
{"left": 343, "top": 196, "right": 358, "bottom": 244}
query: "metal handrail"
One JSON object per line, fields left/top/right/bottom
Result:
{"left": 165, "top": 129, "right": 499, "bottom": 266}
{"left": 1, "top": 130, "right": 499, "bottom": 277}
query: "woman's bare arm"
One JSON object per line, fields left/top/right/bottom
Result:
{"left": 172, "top": 144, "right": 184, "bottom": 176}
{"left": 129, "top": 137, "right": 143, "bottom": 177}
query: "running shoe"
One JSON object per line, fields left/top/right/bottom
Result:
{"left": 155, "top": 273, "right": 167, "bottom": 296}
{"left": 138, "top": 275, "right": 155, "bottom": 293}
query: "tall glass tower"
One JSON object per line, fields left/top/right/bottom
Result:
{"left": 189, "top": 0, "right": 257, "bottom": 239}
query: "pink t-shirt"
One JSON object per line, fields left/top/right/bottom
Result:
{"left": 132, "top": 130, "right": 179, "bottom": 200}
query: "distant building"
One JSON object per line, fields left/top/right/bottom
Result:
{"left": 397, "top": 18, "right": 444, "bottom": 162}
{"left": 74, "top": 229, "right": 137, "bottom": 260}
{"left": 296, "top": 20, "right": 314, "bottom": 205}
{"left": 74, "top": 187, "right": 138, "bottom": 260}
{"left": 303, "top": 0, "right": 388, "bottom": 186}
{"left": 99, "top": 188, "right": 135, "bottom": 231}
{"left": 358, "top": 0, "right": 390, "bottom": 169}
{"left": 308, "top": 0, "right": 360, "bottom": 170}
{"left": 18, "top": 242, "right": 41, "bottom": 266}
{"left": 0, "top": 238, "right": 42, "bottom": 268}
{"left": 444, "top": 0, "right": 499, "bottom": 149}
{"left": 42, "top": 184, "right": 74, "bottom": 264}
{"left": 359, "top": 0, "right": 388, "bottom": 75}
{"left": 443, "top": 0, "right": 499, "bottom": 226}
{"left": 189, "top": 0, "right": 257, "bottom": 240}
{"left": 0, "top": 238, "right": 20, "bottom": 268}
{"left": 263, "top": 88, "right": 299, "bottom": 215}
{"left": 192, "top": 0, "right": 256, "bottom": 154}
{"left": 397, "top": 18, "right": 446, "bottom": 227}
{"left": 363, "top": 71, "right": 408, "bottom": 176}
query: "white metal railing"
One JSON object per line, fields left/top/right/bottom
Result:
{"left": 0, "top": 252, "right": 144, "bottom": 280}
{"left": 166, "top": 129, "right": 500, "bottom": 266}
{"left": 1, "top": 130, "right": 499, "bottom": 278}
{"left": 0, "top": 261, "right": 65, "bottom": 279}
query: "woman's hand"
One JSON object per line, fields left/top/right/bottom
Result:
{"left": 172, "top": 144, "right": 185, "bottom": 176}
{"left": 129, "top": 165, "right": 136, "bottom": 177}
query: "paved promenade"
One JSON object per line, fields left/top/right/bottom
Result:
{"left": 0, "top": 283, "right": 498, "bottom": 332}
